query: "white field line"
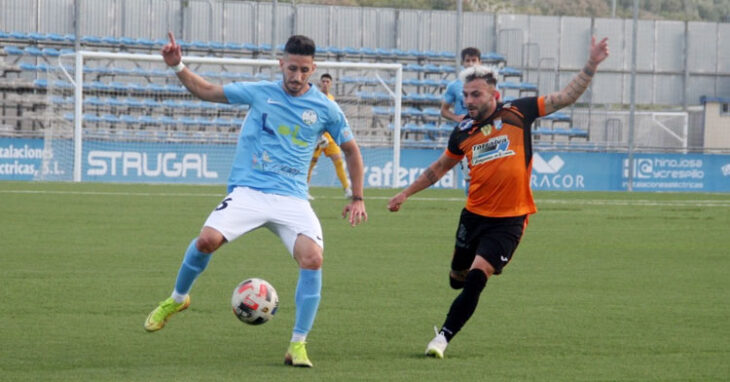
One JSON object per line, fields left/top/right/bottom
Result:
{"left": 2, "top": 189, "right": 730, "bottom": 208}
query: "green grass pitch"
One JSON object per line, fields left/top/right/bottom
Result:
{"left": 1, "top": 181, "right": 729, "bottom": 381}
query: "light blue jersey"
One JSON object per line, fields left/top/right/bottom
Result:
{"left": 443, "top": 79, "right": 467, "bottom": 116}
{"left": 223, "top": 80, "right": 353, "bottom": 199}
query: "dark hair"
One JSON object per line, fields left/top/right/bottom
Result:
{"left": 320, "top": 73, "right": 332, "bottom": 80}
{"left": 460, "top": 47, "right": 481, "bottom": 62}
{"left": 284, "top": 35, "right": 316, "bottom": 56}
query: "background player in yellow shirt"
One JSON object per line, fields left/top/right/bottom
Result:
{"left": 307, "top": 73, "right": 352, "bottom": 199}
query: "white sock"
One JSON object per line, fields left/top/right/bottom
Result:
{"left": 171, "top": 290, "right": 188, "bottom": 304}
{"left": 290, "top": 333, "right": 307, "bottom": 343}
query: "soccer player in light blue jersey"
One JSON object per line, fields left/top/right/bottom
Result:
{"left": 144, "top": 32, "right": 368, "bottom": 368}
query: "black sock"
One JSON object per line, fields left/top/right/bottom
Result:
{"left": 440, "top": 269, "right": 487, "bottom": 342}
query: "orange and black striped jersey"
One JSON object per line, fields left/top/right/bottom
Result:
{"left": 445, "top": 96, "right": 546, "bottom": 218}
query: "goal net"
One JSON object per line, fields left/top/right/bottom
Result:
{"left": 39, "top": 51, "right": 403, "bottom": 187}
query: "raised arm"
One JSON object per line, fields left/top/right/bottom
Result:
{"left": 388, "top": 152, "right": 461, "bottom": 212}
{"left": 543, "top": 36, "right": 609, "bottom": 115}
{"left": 162, "top": 32, "right": 228, "bottom": 103}
{"left": 340, "top": 139, "right": 368, "bottom": 227}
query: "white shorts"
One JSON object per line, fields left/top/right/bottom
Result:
{"left": 203, "top": 187, "right": 324, "bottom": 255}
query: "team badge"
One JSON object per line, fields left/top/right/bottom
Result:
{"left": 302, "top": 110, "right": 317, "bottom": 125}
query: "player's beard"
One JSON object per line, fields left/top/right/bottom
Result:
{"left": 468, "top": 99, "right": 496, "bottom": 122}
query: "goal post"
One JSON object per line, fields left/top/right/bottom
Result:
{"left": 42, "top": 51, "right": 403, "bottom": 187}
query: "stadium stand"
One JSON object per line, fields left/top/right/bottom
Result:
{"left": 0, "top": 29, "right": 585, "bottom": 147}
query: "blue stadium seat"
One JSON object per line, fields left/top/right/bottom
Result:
{"left": 439, "top": 51, "right": 456, "bottom": 59}
{"left": 139, "top": 115, "right": 158, "bottom": 125}
{"left": 19, "top": 62, "right": 37, "bottom": 71}
{"left": 101, "top": 114, "right": 120, "bottom": 123}
{"left": 542, "top": 112, "right": 571, "bottom": 122}
{"left": 374, "top": 48, "right": 393, "bottom": 57}
{"left": 119, "top": 36, "right": 137, "bottom": 46}
{"left": 87, "top": 81, "right": 110, "bottom": 91}
{"left": 359, "top": 47, "right": 377, "bottom": 56}
{"left": 81, "top": 35, "right": 103, "bottom": 44}
{"left": 124, "top": 98, "right": 145, "bottom": 108}
{"left": 121, "top": 115, "right": 139, "bottom": 124}
{"left": 158, "top": 116, "right": 177, "bottom": 126}
{"left": 141, "top": 99, "right": 160, "bottom": 108}
{"left": 258, "top": 43, "right": 272, "bottom": 51}
{"left": 107, "top": 97, "right": 126, "bottom": 107}
{"left": 404, "top": 63, "right": 425, "bottom": 72}
{"left": 344, "top": 47, "right": 360, "bottom": 55}
{"left": 84, "top": 97, "right": 105, "bottom": 107}
{"left": 102, "top": 36, "right": 121, "bottom": 45}
{"left": 83, "top": 114, "right": 102, "bottom": 123}
{"left": 423, "top": 108, "right": 441, "bottom": 117}
{"left": 224, "top": 42, "right": 244, "bottom": 50}
{"left": 24, "top": 46, "right": 43, "bottom": 56}
{"left": 242, "top": 42, "right": 258, "bottom": 52}
{"left": 9, "top": 31, "right": 30, "bottom": 40}
{"left": 481, "top": 52, "right": 506, "bottom": 63}
{"left": 423, "top": 50, "right": 440, "bottom": 59}
{"left": 28, "top": 32, "right": 47, "bottom": 41}
{"left": 46, "top": 33, "right": 65, "bottom": 42}
{"left": 136, "top": 38, "right": 156, "bottom": 47}
{"left": 326, "top": 46, "right": 344, "bottom": 55}
{"left": 163, "top": 99, "right": 182, "bottom": 108}
{"left": 42, "top": 48, "right": 60, "bottom": 57}
{"left": 499, "top": 67, "right": 522, "bottom": 78}
{"left": 109, "top": 81, "right": 130, "bottom": 92}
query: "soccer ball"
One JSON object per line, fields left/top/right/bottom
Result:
{"left": 231, "top": 278, "right": 279, "bottom": 325}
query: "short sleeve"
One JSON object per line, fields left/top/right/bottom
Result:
{"left": 223, "top": 82, "right": 254, "bottom": 105}
{"left": 325, "top": 103, "right": 354, "bottom": 146}
{"left": 508, "top": 96, "right": 544, "bottom": 127}
{"left": 445, "top": 126, "right": 464, "bottom": 158}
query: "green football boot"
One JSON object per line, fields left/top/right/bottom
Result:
{"left": 284, "top": 341, "right": 313, "bottom": 368}
{"left": 144, "top": 296, "right": 190, "bottom": 332}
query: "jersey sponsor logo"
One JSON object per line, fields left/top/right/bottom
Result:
{"left": 276, "top": 125, "right": 308, "bottom": 147}
{"left": 471, "top": 135, "right": 515, "bottom": 165}
{"left": 252, "top": 151, "right": 302, "bottom": 177}
{"left": 301, "top": 110, "right": 317, "bottom": 125}
{"left": 458, "top": 119, "right": 474, "bottom": 131}
{"left": 267, "top": 98, "right": 285, "bottom": 105}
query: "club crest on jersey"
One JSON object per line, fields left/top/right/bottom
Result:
{"left": 301, "top": 110, "right": 317, "bottom": 125}
{"left": 479, "top": 119, "right": 503, "bottom": 136}
{"left": 471, "top": 135, "right": 515, "bottom": 165}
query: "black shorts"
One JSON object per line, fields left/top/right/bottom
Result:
{"left": 451, "top": 209, "right": 527, "bottom": 275}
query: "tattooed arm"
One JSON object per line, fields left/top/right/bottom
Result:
{"left": 388, "top": 153, "right": 461, "bottom": 212}
{"left": 544, "top": 36, "right": 609, "bottom": 115}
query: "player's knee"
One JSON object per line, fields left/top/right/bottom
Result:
{"left": 449, "top": 269, "right": 468, "bottom": 289}
{"left": 196, "top": 232, "right": 224, "bottom": 253}
{"left": 298, "top": 253, "right": 323, "bottom": 270}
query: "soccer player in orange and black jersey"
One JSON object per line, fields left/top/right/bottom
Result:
{"left": 388, "top": 36, "right": 609, "bottom": 359}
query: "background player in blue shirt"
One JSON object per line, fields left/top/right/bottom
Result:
{"left": 144, "top": 32, "right": 368, "bottom": 368}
